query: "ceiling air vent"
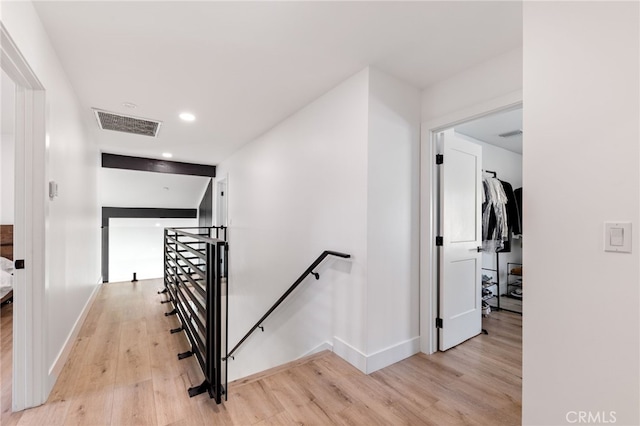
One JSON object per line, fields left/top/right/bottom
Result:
{"left": 498, "top": 129, "right": 523, "bottom": 138}
{"left": 93, "top": 108, "right": 162, "bottom": 137}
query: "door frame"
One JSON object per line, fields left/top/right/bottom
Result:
{"left": 1, "top": 23, "right": 48, "bottom": 410}
{"left": 216, "top": 175, "right": 228, "bottom": 227}
{"left": 419, "top": 91, "right": 523, "bottom": 354}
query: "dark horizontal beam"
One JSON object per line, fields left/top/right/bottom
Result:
{"left": 101, "top": 207, "right": 199, "bottom": 282}
{"left": 102, "top": 153, "right": 216, "bottom": 177}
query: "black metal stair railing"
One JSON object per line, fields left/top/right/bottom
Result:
{"left": 162, "top": 226, "right": 228, "bottom": 403}
{"left": 225, "top": 250, "right": 351, "bottom": 361}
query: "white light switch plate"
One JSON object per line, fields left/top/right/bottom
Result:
{"left": 604, "top": 222, "right": 632, "bottom": 253}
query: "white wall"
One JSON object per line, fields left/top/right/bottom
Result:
{"left": 216, "top": 69, "right": 369, "bottom": 380}
{"left": 474, "top": 139, "right": 522, "bottom": 190}
{"left": 216, "top": 67, "right": 422, "bottom": 379}
{"left": 2, "top": 1, "right": 101, "bottom": 394}
{"left": 523, "top": 2, "right": 639, "bottom": 425}
{"left": 422, "top": 47, "right": 522, "bottom": 123}
{"left": 365, "top": 69, "right": 421, "bottom": 368}
{"left": 108, "top": 218, "right": 198, "bottom": 283}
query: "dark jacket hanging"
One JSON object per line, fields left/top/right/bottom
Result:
{"left": 514, "top": 187, "right": 523, "bottom": 234}
{"left": 500, "top": 180, "right": 521, "bottom": 236}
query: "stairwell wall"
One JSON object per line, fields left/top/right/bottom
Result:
{"left": 216, "top": 69, "right": 370, "bottom": 380}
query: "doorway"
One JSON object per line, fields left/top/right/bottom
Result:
{"left": 437, "top": 107, "right": 523, "bottom": 350}
{"left": 1, "top": 67, "right": 17, "bottom": 420}
{"left": 454, "top": 109, "right": 523, "bottom": 319}
{"left": 216, "top": 177, "right": 228, "bottom": 227}
{"left": 420, "top": 99, "right": 523, "bottom": 354}
{"left": 1, "top": 23, "right": 48, "bottom": 412}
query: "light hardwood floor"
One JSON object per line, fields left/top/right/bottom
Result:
{"left": 1, "top": 301, "right": 14, "bottom": 424}
{"left": 1, "top": 279, "right": 521, "bottom": 425}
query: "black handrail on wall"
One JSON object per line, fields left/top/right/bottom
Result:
{"left": 163, "top": 226, "right": 228, "bottom": 403}
{"left": 225, "top": 250, "right": 351, "bottom": 361}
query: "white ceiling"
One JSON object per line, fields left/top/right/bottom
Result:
{"left": 99, "top": 168, "right": 210, "bottom": 209}
{"left": 455, "top": 107, "right": 523, "bottom": 154}
{"left": 33, "top": 1, "right": 523, "bottom": 166}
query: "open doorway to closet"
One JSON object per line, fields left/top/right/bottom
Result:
{"left": 456, "top": 108, "right": 523, "bottom": 317}
{"left": 434, "top": 105, "right": 523, "bottom": 352}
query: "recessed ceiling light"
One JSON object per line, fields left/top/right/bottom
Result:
{"left": 122, "top": 102, "right": 137, "bottom": 109}
{"left": 179, "top": 112, "right": 195, "bottom": 122}
{"left": 162, "top": 152, "right": 173, "bottom": 158}
{"left": 155, "top": 223, "right": 161, "bottom": 227}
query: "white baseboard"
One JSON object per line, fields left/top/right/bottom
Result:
{"left": 365, "top": 336, "right": 420, "bottom": 374}
{"left": 301, "top": 341, "right": 333, "bottom": 358}
{"left": 333, "top": 336, "right": 420, "bottom": 374}
{"left": 333, "top": 337, "right": 367, "bottom": 373}
{"left": 47, "top": 278, "right": 102, "bottom": 389}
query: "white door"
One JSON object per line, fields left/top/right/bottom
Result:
{"left": 438, "top": 129, "right": 482, "bottom": 351}
{"left": 216, "top": 178, "right": 227, "bottom": 227}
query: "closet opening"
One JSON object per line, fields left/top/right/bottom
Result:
{"left": 420, "top": 102, "right": 523, "bottom": 354}
{"left": 454, "top": 108, "right": 523, "bottom": 320}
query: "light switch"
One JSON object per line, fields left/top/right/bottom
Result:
{"left": 49, "top": 181, "right": 58, "bottom": 200}
{"left": 610, "top": 227, "right": 624, "bottom": 246}
{"left": 605, "top": 222, "right": 632, "bottom": 253}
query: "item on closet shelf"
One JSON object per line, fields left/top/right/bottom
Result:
{"left": 482, "top": 288, "right": 493, "bottom": 299}
{"left": 510, "top": 266, "right": 522, "bottom": 275}
{"left": 510, "top": 288, "right": 523, "bottom": 299}
{"left": 482, "top": 301, "right": 491, "bottom": 317}
{"left": 482, "top": 274, "right": 493, "bottom": 284}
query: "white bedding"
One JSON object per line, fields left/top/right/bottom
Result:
{"left": 0, "top": 256, "right": 12, "bottom": 273}
{"left": 0, "top": 257, "right": 13, "bottom": 302}
{"left": 1, "top": 269, "right": 11, "bottom": 286}
{"left": 1, "top": 270, "right": 12, "bottom": 299}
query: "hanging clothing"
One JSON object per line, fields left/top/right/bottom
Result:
{"left": 500, "top": 180, "right": 521, "bottom": 236}
{"left": 482, "top": 176, "right": 521, "bottom": 251}
{"left": 514, "top": 187, "right": 523, "bottom": 234}
{"left": 482, "top": 176, "right": 508, "bottom": 252}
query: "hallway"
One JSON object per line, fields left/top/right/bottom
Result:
{"left": 1, "top": 279, "right": 521, "bottom": 425}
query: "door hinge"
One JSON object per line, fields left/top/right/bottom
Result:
{"left": 435, "top": 236, "right": 443, "bottom": 246}
{"left": 436, "top": 318, "right": 443, "bottom": 329}
{"left": 436, "top": 154, "right": 444, "bottom": 165}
